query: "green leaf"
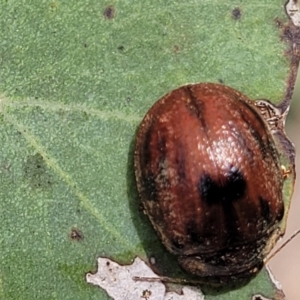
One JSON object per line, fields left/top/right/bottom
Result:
{"left": 0, "top": 1, "right": 293, "bottom": 299}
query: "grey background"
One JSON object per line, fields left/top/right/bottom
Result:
{"left": 269, "top": 76, "right": 300, "bottom": 300}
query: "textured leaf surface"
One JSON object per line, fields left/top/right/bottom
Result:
{"left": 0, "top": 1, "right": 291, "bottom": 299}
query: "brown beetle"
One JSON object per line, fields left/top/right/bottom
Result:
{"left": 134, "top": 83, "right": 287, "bottom": 284}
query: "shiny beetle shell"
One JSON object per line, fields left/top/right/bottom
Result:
{"left": 134, "top": 83, "right": 284, "bottom": 283}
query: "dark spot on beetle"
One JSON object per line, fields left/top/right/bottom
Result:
{"left": 141, "top": 174, "right": 157, "bottom": 201}
{"left": 259, "top": 197, "right": 271, "bottom": 224}
{"left": 277, "top": 201, "right": 284, "bottom": 221}
{"left": 23, "top": 153, "right": 53, "bottom": 189}
{"left": 106, "top": 261, "right": 110, "bottom": 266}
{"left": 232, "top": 7, "right": 241, "bottom": 20}
{"left": 171, "top": 236, "right": 185, "bottom": 250}
{"left": 199, "top": 169, "right": 246, "bottom": 205}
{"left": 185, "top": 86, "right": 207, "bottom": 129}
{"left": 70, "top": 227, "right": 84, "bottom": 241}
{"left": 198, "top": 167, "right": 247, "bottom": 243}
{"left": 104, "top": 5, "right": 115, "bottom": 19}
{"left": 186, "top": 220, "right": 204, "bottom": 245}
{"left": 118, "top": 45, "right": 124, "bottom": 51}
{"left": 259, "top": 198, "right": 284, "bottom": 234}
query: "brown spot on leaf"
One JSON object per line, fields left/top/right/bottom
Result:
{"left": 104, "top": 5, "right": 115, "bottom": 19}
{"left": 232, "top": 7, "right": 242, "bottom": 20}
{"left": 173, "top": 45, "right": 180, "bottom": 53}
{"left": 70, "top": 227, "right": 84, "bottom": 241}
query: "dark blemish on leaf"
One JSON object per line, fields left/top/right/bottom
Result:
{"left": 218, "top": 78, "right": 224, "bottom": 84}
{"left": 24, "top": 153, "right": 53, "bottom": 189}
{"left": 104, "top": 5, "right": 115, "bottom": 19}
{"left": 118, "top": 45, "right": 124, "bottom": 51}
{"left": 49, "top": 1, "right": 59, "bottom": 11}
{"left": 173, "top": 45, "right": 180, "bottom": 53}
{"left": 1, "top": 162, "right": 11, "bottom": 172}
{"left": 84, "top": 43, "right": 88, "bottom": 48}
{"left": 232, "top": 7, "right": 241, "bottom": 20}
{"left": 70, "top": 227, "right": 84, "bottom": 241}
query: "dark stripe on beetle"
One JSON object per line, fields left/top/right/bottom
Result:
{"left": 222, "top": 200, "right": 241, "bottom": 244}
{"left": 175, "top": 142, "right": 187, "bottom": 181}
{"left": 141, "top": 124, "right": 154, "bottom": 167}
{"left": 141, "top": 173, "right": 158, "bottom": 201}
{"left": 266, "top": 139, "right": 281, "bottom": 165}
{"left": 184, "top": 86, "right": 207, "bottom": 130}
{"left": 156, "top": 131, "right": 171, "bottom": 188}
{"left": 249, "top": 127, "right": 269, "bottom": 160}
{"left": 157, "top": 132, "right": 167, "bottom": 161}
{"left": 238, "top": 101, "right": 271, "bottom": 160}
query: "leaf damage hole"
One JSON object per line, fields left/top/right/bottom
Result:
{"left": 69, "top": 227, "right": 84, "bottom": 241}
{"left": 86, "top": 257, "right": 205, "bottom": 299}
{"left": 252, "top": 295, "right": 272, "bottom": 300}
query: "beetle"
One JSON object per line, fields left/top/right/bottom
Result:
{"left": 134, "top": 83, "right": 294, "bottom": 284}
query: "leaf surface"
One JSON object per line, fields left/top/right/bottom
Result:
{"left": 0, "top": 1, "right": 292, "bottom": 299}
